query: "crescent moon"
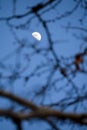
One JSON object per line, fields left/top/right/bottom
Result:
{"left": 32, "top": 32, "right": 41, "bottom": 41}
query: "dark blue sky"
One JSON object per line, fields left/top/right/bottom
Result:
{"left": 0, "top": 0, "right": 87, "bottom": 130}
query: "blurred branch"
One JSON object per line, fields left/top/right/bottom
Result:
{"left": 0, "top": 90, "right": 87, "bottom": 125}
{"left": 0, "top": 107, "right": 87, "bottom": 125}
{"left": 0, "top": 90, "right": 38, "bottom": 111}
{"left": 0, "top": 0, "right": 56, "bottom": 21}
{"left": 62, "top": 25, "right": 87, "bottom": 32}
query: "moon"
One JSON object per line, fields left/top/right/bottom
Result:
{"left": 32, "top": 32, "right": 41, "bottom": 41}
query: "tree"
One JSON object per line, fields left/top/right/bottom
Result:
{"left": 0, "top": 0, "right": 87, "bottom": 130}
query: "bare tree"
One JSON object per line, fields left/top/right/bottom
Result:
{"left": 0, "top": 0, "right": 87, "bottom": 130}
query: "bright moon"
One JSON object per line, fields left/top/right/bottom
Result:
{"left": 32, "top": 32, "right": 41, "bottom": 41}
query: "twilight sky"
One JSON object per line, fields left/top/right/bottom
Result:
{"left": 0, "top": 0, "right": 87, "bottom": 130}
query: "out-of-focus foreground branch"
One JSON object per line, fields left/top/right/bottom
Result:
{"left": 0, "top": 90, "right": 87, "bottom": 125}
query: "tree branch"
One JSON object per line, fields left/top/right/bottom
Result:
{"left": 0, "top": 90, "right": 38, "bottom": 111}
{"left": 0, "top": 90, "right": 87, "bottom": 125}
